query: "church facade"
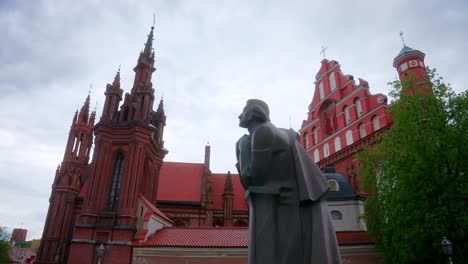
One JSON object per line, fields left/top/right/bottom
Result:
{"left": 36, "top": 24, "right": 428, "bottom": 264}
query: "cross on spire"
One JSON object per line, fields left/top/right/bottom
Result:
{"left": 399, "top": 30, "right": 406, "bottom": 46}
{"left": 320, "top": 46, "right": 327, "bottom": 59}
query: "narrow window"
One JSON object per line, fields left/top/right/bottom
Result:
{"left": 359, "top": 123, "right": 366, "bottom": 138}
{"left": 344, "top": 106, "right": 351, "bottom": 125}
{"left": 324, "top": 143, "right": 330, "bottom": 157}
{"left": 123, "top": 107, "right": 129, "bottom": 121}
{"left": 346, "top": 130, "right": 353, "bottom": 146}
{"left": 329, "top": 72, "right": 336, "bottom": 92}
{"left": 355, "top": 98, "right": 363, "bottom": 117}
{"left": 305, "top": 132, "right": 310, "bottom": 148}
{"left": 313, "top": 149, "right": 320, "bottom": 162}
{"left": 313, "top": 127, "right": 319, "bottom": 145}
{"left": 334, "top": 137, "right": 341, "bottom": 152}
{"left": 109, "top": 153, "right": 125, "bottom": 210}
{"left": 372, "top": 116, "right": 381, "bottom": 131}
{"left": 319, "top": 81, "right": 324, "bottom": 99}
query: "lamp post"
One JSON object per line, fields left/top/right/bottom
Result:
{"left": 96, "top": 243, "right": 105, "bottom": 264}
{"left": 441, "top": 236, "right": 453, "bottom": 264}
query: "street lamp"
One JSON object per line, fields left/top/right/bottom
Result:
{"left": 96, "top": 243, "right": 106, "bottom": 264}
{"left": 441, "top": 236, "right": 453, "bottom": 264}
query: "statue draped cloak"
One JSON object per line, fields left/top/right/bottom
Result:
{"left": 236, "top": 122, "right": 341, "bottom": 264}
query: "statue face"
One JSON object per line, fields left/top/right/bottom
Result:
{"left": 238, "top": 103, "right": 254, "bottom": 128}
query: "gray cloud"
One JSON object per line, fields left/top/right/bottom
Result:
{"left": 0, "top": 0, "right": 466, "bottom": 240}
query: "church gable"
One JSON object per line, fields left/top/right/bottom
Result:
{"left": 300, "top": 59, "right": 390, "bottom": 163}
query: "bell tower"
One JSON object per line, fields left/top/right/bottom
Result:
{"left": 393, "top": 40, "right": 429, "bottom": 95}
{"left": 67, "top": 26, "right": 168, "bottom": 264}
{"left": 37, "top": 95, "right": 95, "bottom": 264}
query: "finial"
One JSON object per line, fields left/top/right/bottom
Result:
{"left": 94, "top": 101, "right": 98, "bottom": 111}
{"left": 320, "top": 46, "right": 327, "bottom": 59}
{"left": 118, "top": 64, "right": 121, "bottom": 72}
{"left": 89, "top": 84, "right": 93, "bottom": 95}
{"left": 289, "top": 116, "right": 292, "bottom": 129}
{"left": 399, "top": 30, "right": 406, "bottom": 46}
{"left": 152, "top": 13, "right": 156, "bottom": 29}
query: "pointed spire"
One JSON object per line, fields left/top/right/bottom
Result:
{"left": 113, "top": 66, "right": 121, "bottom": 87}
{"left": 157, "top": 97, "right": 164, "bottom": 113}
{"left": 224, "top": 171, "right": 233, "bottom": 194}
{"left": 143, "top": 26, "right": 154, "bottom": 59}
{"left": 72, "top": 109, "right": 78, "bottom": 125}
{"left": 78, "top": 94, "right": 91, "bottom": 124}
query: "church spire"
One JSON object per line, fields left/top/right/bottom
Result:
{"left": 78, "top": 93, "right": 91, "bottom": 125}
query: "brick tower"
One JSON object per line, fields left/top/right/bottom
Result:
{"left": 37, "top": 95, "right": 95, "bottom": 263}
{"left": 66, "top": 26, "right": 167, "bottom": 264}
{"left": 393, "top": 44, "right": 429, "bottom": 95}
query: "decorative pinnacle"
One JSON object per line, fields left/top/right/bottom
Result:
{"left": 399, "top": 31, "right": 406, "bottom": 46}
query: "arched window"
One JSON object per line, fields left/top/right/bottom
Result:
{"left": 305, "top": 132, "right": 310, "bottom": 148}
{"left": 344, "top": 105, "right": 351, "bottom": 125}
{"left": 334, "top": 137, "right": 341, "bottom": 152}
{"left": 372, "top": 115, "right": 380, "bottom": 131}
{"left": 328, "top": 180, "right": 339, "bottom": 191}
{"left": 329, "top": 72, "right": 336, "bottom": 92}
{"left": 319, "top": 81, "right": 325, "bottom": 99}
{"left": 313, "top": 149, "right": 320, "bottom": 162}
{"left": 346, "top": 130, "right": 353, "bottom": 146}
{"left": 355, "top": 98, "right": 363, "bottom": 117}
{"left": 323, "top": 143, "right": 330, "bottom": 158}
{"left": 330, "top": 210, "right": 343, "bottom": 220}
{"left": 109, "top": 153, "right": 125, "bottom": 210}
{"left": 313, "top": 127, "right": 319, "bottom": 144}
{"left": 359, "top": 123, "right": 366, "bottom": 138}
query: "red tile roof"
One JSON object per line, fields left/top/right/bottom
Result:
{"left": 211, "top": 173, "right": 248, "bottom": 211}
{"left": 138, "top": 194, "right": 173, "bottom": 223}
{"left": 157, "top": 162, "right": 205, "bottom": 202}
{"left": 134, "top": 227, "right": 249, "bottom": 248}
{"left": 134, "top": 228, "right": 373, "bottom": 248}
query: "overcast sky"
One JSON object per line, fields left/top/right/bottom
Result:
{"left": 0, "top": 0, "right": 466, "bottom": 240}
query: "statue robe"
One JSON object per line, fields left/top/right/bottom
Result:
{"left": 236, "top": 122, "right": 341, "bottom": 264}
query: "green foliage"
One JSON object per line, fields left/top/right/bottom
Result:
{"left": 357, "top": 69, "right": 468, "bottom": 263}
{"left": 0, "top": 226, "right": 11, "bottom": 263}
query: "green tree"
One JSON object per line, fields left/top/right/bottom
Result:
{"left": 357, "top": 69, "right": 468, "bottom": 263}
{"left": 0, "top": 226, "right": 11, "bottom": 263}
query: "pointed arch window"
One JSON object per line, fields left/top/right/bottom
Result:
{"left": 109, "top": 153, "right": 125, "bottom": 210}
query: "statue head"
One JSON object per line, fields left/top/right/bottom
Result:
{"left": 239, "top": 99, "right": 270, "bottom": 128}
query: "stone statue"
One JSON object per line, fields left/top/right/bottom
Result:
{"left": 235, "top": 99, "right": 341, "bottom": 264}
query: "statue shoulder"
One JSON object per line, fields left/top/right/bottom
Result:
{"left": 252, "top": 123, "right": 275, "bottom": 149}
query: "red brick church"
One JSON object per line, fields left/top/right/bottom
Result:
{"left": 36, "top": 25, "right": 428, "bottom": 264}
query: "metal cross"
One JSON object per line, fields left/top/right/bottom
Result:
{"left": 399, "top": 31, "right": 406, "bottom": 46}
{"left": 320, "top": 46, "right": 327, "bottom": 59}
